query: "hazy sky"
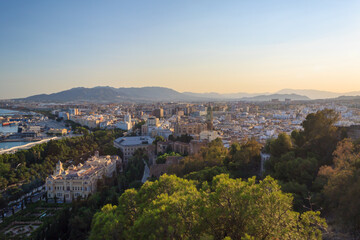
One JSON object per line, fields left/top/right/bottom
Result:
{"left": 1, "top": 1, "right": 360, "bottom": 98}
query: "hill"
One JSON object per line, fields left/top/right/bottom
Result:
{"left": 276, "top": 88, "right": 360, "bottom": 99}
{"left": 20, "top": 86, "right": 204, "bottom": 102}
{"left": 22, "top": 87, "right": 360, "bottom": 102}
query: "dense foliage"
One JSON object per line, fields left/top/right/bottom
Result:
{"left": 168, "top": 138, "right": 227, "bottom": 177}
{"left": 117, "top": 149, "right": 148, "bottom": 190}
{"left": 318, "top": 139, "right": 360, "bottom": 234}
{"left": 224, "top": 138, "right": 262, "bottom": 178}
{"left": 261, "top": 109, "right": 360, "bottom": 237}
{"left": 156, "top": 152, "right": 182, "bottom": 164}
{"left": 168, "top": 137, "right": 262, "bottom": 183}
{"left": 90, "top": 174, "right": 326, "bottom": 240}
{"left": 264, "top": 110, "right": 342, "bottom": 211}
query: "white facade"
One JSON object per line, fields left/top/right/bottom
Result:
{"left": 116, "top": 114, "right": 133, "bottom": 130}
{"left": 46, "top": 152, "right": 120, "bottom": 201}
{"left": 200, "top": 130, "right": 220, "bottom": 142}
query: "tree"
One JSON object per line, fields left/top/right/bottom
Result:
{"left": 225, "top": 138, "right": 262, "bottom": 178}
{"left": 89, "top": 174, "right": 326, "bottom": 240}
{"left": 153, "top": 136, "right": 165, "bottom": 146}
{"left": 269, "top": 133, "right": 293, "bottom": 158}
{"left": 155, "top": 152, "right": 181, "bottom": 164}
{"left": 263, "top": 109, "right": 343, "bottom": 212}
{"left": 318, "top": 139, "right": 360, "bottom": 234}
{"left": 204, "top": 175, "right": 326, "bottom": 240}
{"left": 298, "top": 109, "right": 340, "bottom": 165}
{"left": 169, "top": 138, "right": 227, "bottom": 177}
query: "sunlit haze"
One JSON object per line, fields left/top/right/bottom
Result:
{"left": 1, "top": 1, "right": 360, "bottom": 98}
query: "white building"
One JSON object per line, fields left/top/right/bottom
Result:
{"left": 116, "top": 114, "right": 133, "bottom": 131}
{"left": 46, "top": 152, "right": 120, "bottom": 201}
{"left": 200, "top": 130, "right": 220, "bottom": 142}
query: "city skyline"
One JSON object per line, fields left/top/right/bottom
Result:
{"left": 2, "top": 1, "right": 360, "bottom": 98}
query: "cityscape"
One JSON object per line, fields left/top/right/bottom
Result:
{"left": 1, "top": 91, "right": 360, "bottom": 239}
{"left": 2, "top": 1, "right": 360, "bottom": 240}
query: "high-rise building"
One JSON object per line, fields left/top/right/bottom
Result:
{"left": 69, "top": 108, "right": 80, "bottom": 116}
{"left": 152, "top": 108, "right": 164, "bottom": 119}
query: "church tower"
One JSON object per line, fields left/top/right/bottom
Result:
{"left": 54, "top": 160, "right": 64, "bottom": 175}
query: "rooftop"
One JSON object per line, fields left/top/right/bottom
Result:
{"left": 49, "top": 154, "right": 119, "bottom": 180}
{"left": 114, "top": 136, "right": 154, "bottom": 146}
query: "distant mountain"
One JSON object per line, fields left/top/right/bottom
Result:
{"left": 276, "top": 89, "right": 360, "bottom": 99}
{"left": 23, "top": 87, "right": 122, "bottom": 102}
{"left": 183, "top": 92, "right": 268, "bottom": 99}
{"left": 19, "top": 86, "right": 360, "bottom": 103}
{"left": 20, "top": 86, "right": 205, "bottom": 102}
{"left": 118, "top": 87, "right": 190, "bottom": 101}
{"left": 19, "top": 86, "right": 312, "bottom": 103}
{"left": 334, "top": 95, "right": 360, "bottom": 101}
{"left": 240, "top": 94, "right": 310, "bottom": 102}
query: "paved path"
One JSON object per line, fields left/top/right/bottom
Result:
{"left": 141, "top": 160, "right": 150, "bottom": 183}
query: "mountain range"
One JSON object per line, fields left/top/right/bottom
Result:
{"left": 21, "top": 87, "right": 198, "bottom": 102}
{"left": 16, "top": 86, "right": 360, "bottom": 103}
{"left": 185, "top": 89, "right": 360, "bottom": 100}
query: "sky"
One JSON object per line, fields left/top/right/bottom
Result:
{"left": 1, "top": 0, "right": 360, "bottom": 98}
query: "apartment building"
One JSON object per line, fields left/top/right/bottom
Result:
{"left": 113, "top": 136, "right": 154, "bottom": 162}
{"left": 174, "top": 122, "right": 207, "bottom": 136}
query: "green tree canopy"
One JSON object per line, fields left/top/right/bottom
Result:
{"left": 90, "top": 174, "right": 326, "bottom": 240}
